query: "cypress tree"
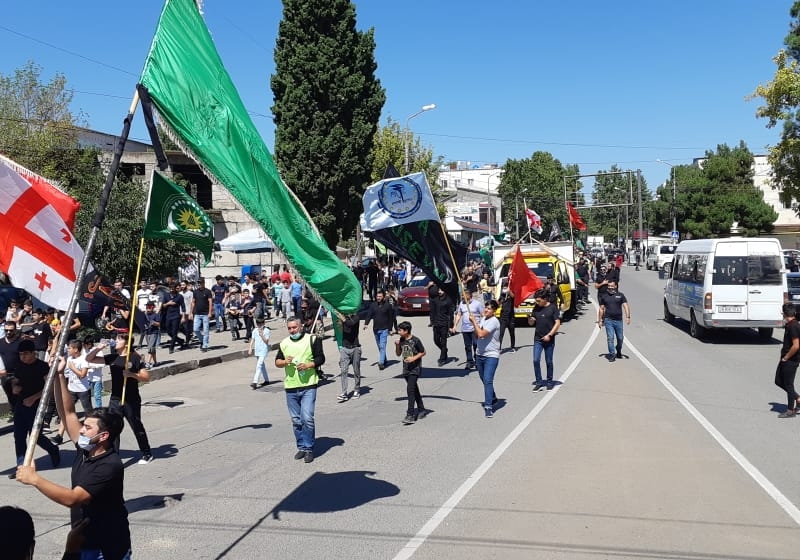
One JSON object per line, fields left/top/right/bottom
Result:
{"left": 271, "top": 0, "right": 385, "bottom": 248}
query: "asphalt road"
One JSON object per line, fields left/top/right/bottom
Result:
{"left": 3, "top": 267, "right": 800, "bottom": 559}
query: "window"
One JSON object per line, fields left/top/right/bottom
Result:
{"left": 441, "top": 180, "right": 448, "bottom": 189}
{"left": 675, "top": 254, "right": 705, "bottom": 284}
{"left": 711, "top": 255, "right": 781, "bottom": 285}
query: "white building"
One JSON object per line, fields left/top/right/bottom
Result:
{"left": 437, "top": 162, "right": 503, "bottom": 243}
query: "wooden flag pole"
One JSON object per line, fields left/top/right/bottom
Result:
{"left": 23, "top": 91, "right": 141, "bottom": 467}
{"left": 121, "top": 237, "right": 147, "bottom": 406}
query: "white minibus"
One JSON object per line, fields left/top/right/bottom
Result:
{"left": 663, "top": 237, "right": 786, "bottom": 339}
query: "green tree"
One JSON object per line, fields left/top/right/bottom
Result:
{"left": 0, "top": 62, "right": 191, "bottom": 284}
{"left": 752, "top": 2, "right": 800, "bottom": 208}
{"left": 271, "top": 0, "right": 385, "bottom": 249}
{"left": 674, "top": 143, "right": 776, "bottom": 238}
{"left": 497, "top": 151, "right": 582, "bottom": 240}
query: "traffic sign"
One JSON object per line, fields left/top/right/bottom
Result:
{"left": 670, "top": 230, "right": 679, "bottom": 242}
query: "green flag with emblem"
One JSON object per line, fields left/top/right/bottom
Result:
{"left": 143, "top": 170, "right": 214, "bottom": 263}
{"left": 138, "top": 0, "right": 362, "bottom": 314}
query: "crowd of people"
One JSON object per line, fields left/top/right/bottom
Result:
{"left": 0, "top": 249, "right": 644, "bottom": 559}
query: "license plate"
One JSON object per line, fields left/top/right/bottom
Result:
{"left": 412, "top": 303, "right": 421, "bottom": 309}
{"left": 793, "top": 295, "right": 800, "bottom": 301}
{"left": 718, "top": 305, "right": 741, "bottom": 313}
{"left": 514, "top": 308, "right": 530, "bottom": 314}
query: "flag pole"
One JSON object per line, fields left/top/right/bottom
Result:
{"left": 121, "top": 237, "right": 147, "bottom": 406}
{"left": 23, "top": 91, "right": 141, "bottom": 467}
{"left": 438, "top": 221, "right": 465, "bottom": 300}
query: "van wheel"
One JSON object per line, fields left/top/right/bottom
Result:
{"left": 689, "top": 310, "right": 705, "bottom": 339}
{"left": 661, "top": 262, "right": 671, "bottom": 273}
{"left": 758, "top": 327, "right": 773, "bottom": 341}
{"left": 663, "top": 301, "right": 675, "bottom": 324}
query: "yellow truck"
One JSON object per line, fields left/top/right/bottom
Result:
{"left": 492, "top": 241, "right": 576, "bottom": 319}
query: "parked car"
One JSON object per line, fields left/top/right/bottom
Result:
{"left": 646, "top": 244, "right": 677, "bottom": 271}
{"left": 788, "top": 272, "right": 800, "bottom": 303}
{"left": 396, "top": 275, "right": 431, "bottom": 314}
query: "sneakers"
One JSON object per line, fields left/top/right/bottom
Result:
{"left": 250, "top": 383, "right": 258, "bottom": 390}
{"left": 337, "top": 393, "right": 349, "bottom": 402}
{"left": 402, "top": 413, "right": 417, "bottom": 425}
{"left": 546, "top": 383, "right": 555, "bottom": 391}
{"left": 532, "top": 383, "right": 545, "bottom": 392}
{"left": 606, "top": 354, "right": 616, "bottom": 362}
{"left": 378, "top": 363, "right": 386, "bottom": 371}
{"left": 294, "top": 450, "right": 306, "bottom": 460}
{"left": 303, "top": 451, "right": 314, "bottom": 463}
{"left": 137, "top": 454, "right": 153, "bottom": 465}
{"left": 616, "top": 351, "right": 623, "bottom": 359}
{"left": 778, "top": 410, "right": 797, "bottom": 418}
{"left": 484, "top": 407, "right": 494, "bottom": 418}
{"left": 417, "top": 408, "right": 430, "bottom": 419}
{"left": 508, "top": 347, "right": 516, "bottom": 353}
{"left": 352, "top": 391, "right": 360, "bottom": 399}
{"left": 465, "top": 361, "right": 475, "bottom": 370}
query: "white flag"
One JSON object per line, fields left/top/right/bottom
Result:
{"left": 360, "top": 172, "right": 440, "bottom": 232}
{"left": 0, "top": 161, "right": 86, "bottom": 310}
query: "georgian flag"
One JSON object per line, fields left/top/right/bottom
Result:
{"left": 525, "top": 207, "right": 543, "bottom": 234}
{"left": 0, "top": 159, "right": 85, "bottom": 310}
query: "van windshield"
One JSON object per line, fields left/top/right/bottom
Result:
{"left": 498, "top": 262, "right": 554, "bottom": 280}
{"left": 712, "top": 255, "right": 783, "bottom": 285}
{"left": 659, "top": 245, "right": 677, "bottom": 255}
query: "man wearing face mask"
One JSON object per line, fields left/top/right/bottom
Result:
{"left": 15, "top": 355, "right": 131, "bottom": 560}
{"left": 275, "top": 317, "right": 325, "bottom": 463}
{"left": 598, "top": 281, "right": 630, "bottom": 362}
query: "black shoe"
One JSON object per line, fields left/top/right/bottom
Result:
{"left": 250, "top": 383, "right": 258, "bottom": 390}
{"left": 402, "top": 413, "right": 417, "bottom": 425}
{"left": 778, "top": 410, "right": 797, "bottom": 418}
{"left": 532, "top": 383, "right": 545, "bottom": 392}
{"left": 417, "top": 408, "right": 431, "bottom": 419}
{"left": 378, "top": 363, "right": 385, "bottom": 371}
{"left": 169, "top": 348, "right": 174, "bottom": 354}
{"left": 294, "top": 450, "right": 306, "bottom": 460}
{"left": 304, "top": 451, "right": 314, "bottom": 463}
{"left": 607, "top": 354, "right": 615, "bottom": 362}
{"left": 492, "top": 397, "right": 499, "bottom": 406}
{"left": 465, "top": 362, "right": 474, "bottom": 370}
{"left": 8, "top": 471, "right": 16, "bottom": 479}
{"left": 201, "top": 347, "right": 208, "bottom": 353}
{"left": 437, "top": 359, "right": 445, "bottom": 366}
{"left": 50, "top": 434, "right": 63, "bottom": 446}
{"left": 546, "top": 383, "right": 554, "bottom": 391}
{"left": 616, "top": 352, "right": 623, "bottom": 359}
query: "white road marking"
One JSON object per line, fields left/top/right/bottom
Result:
{"left": 625, "top": 338, "right": 800, "bottom": 526}
{"left": 391, "top": 324, "right": 602, "bottom": 560}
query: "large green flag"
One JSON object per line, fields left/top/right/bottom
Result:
{"left": 143, "top": 170, "right": 214, "bottom": 263}
{"left": 139, "top": 0, "right": 362, "bottom": 314}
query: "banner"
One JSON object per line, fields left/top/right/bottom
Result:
{"left": 139, "top": 0, "right": 361, "bottom": 314}
{"left": 566, "top": 201, "right": 587, "bottom": 231}
{"left": 508, "top": 245, "right": 543, "bottom": 306}
{"left": 360, "top": 173, "right": 440, "bottom": 231}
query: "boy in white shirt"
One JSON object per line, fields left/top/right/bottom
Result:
{"left": 51, "top": 339, "right": 93, "bottom": 445}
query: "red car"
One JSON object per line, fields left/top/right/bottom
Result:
{"left": 396, "top": 275, "right": 431, "bottom": 314}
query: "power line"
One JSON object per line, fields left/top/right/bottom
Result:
{"left": 418, "top": 131, "right": 710, "bottom": 151}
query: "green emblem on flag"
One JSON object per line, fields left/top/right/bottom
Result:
{"left": 144, "top": 170, "right": 214, "bottom": 262}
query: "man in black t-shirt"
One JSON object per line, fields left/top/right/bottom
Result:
{"left": 212, "top": 275, "right": 228, "bottom": 332}
{"left": 8, "top": 339, "right": 61, "bottom": 474}
{"left": 15, "top": 356, "right": 131, "bottom": 560}
{"left": 776, "top": 302, "right": 800, "bottom": 418}
{"left": 394, "top": 321, "right": 428, "bottom": 424}
{"left": 598, "top": 281, "right": 630, "bottom": 362}
{"left": 191, "top": 277, "right": 214, "bottom": 352}
{"left": 0, "top": 321, "right": 22, "bottom": 407}
{"left": 337, "top": 314, "right": 362, "bottom": 401}
{"left": 528, "top": 288, "right": 561, "bottom": 391}
{"left": 86, "top": 332, "right": 153, "bottom": 464}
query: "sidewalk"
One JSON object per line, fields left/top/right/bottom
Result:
{"left": 0, "top": 315, "right": 308, "bottom": 416}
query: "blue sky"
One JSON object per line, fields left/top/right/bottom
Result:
{"left": 0, "top": 0, "right": 793, "bottom": 194}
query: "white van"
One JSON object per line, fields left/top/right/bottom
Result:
{"left": 646, "top": 244, "right": 677, "bottom": 271}
{"left": 663, "top": 238, "right": 786, "bottom": 339}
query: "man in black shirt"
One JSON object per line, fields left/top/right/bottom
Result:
{"left": 528, "top": 288, "right": 561, "bottom": 391}
{"left": 394, "top": 321, "right": 428, "bottom": 424}
{"left": 86, "top": 332, "right": 153, "bottom": 465}
{"left": 337, "top": 314, "right": 362, "bottom": 401}
{"left": 0, "top": 320, "right": 22, "bottom": 407}
{"left": 8, "top": 339, "right": 61, "bottom": 475}
{"left": 598, "top": 280, "right": 630, "bottom": 362}
{"left": 776, "top": 302, "right": 800, "bottom": 418}
{"left": 429, "top": 287, "right": 455, "bottom": 366}
{"left": 363, "top": 290, "right": 395, "bottom": 370}
{"left": 15, "top": 356, "right": 131, "bottom": 560}
{"left": 191, "top": 277, "right": 214, "bottom": 352}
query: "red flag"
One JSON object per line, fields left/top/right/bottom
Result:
{"left": 0, "top": 158, "right": 86, "bottom": 310}
{"left": 566, "top": 201, "right": 587, "bottom": 231}
{"left": 0, "top": 153, "right": 80, "bottom": 230}
{"left": 508, "top": 245, "right": 544, "bottom": 306}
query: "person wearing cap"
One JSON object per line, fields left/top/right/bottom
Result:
{"left": 212, "top": 275, "right": 228, "bottom": 333}
{"left": 8, "top": 339, "right": 61, "bottom": 477}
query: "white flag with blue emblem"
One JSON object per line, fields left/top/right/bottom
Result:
{"left": 360, "top": 172, "right": 440, "bottom": 232}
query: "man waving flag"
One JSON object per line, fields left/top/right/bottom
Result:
{"left": 0, "top": 158, "right": 85, "bottom": 310}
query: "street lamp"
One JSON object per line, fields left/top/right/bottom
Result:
{"left": 514, "top": 190, "right": 530, "bottom": 240}
{"left": 656, "top": 159, "right": 677, "bottom": 234}
{"left": 404, "top": 104, "right": 436, "bottom": 173}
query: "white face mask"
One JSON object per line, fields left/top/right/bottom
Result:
{"left": 77, "top": 434, "right": 98, "bottom": 451}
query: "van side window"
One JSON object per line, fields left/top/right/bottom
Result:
{"left": 675, "top": 253, "right": 704, "bottom": 284}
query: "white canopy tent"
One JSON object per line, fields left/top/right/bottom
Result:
{"left": 215, "top": 228, "right": 274, "bottom": 253}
